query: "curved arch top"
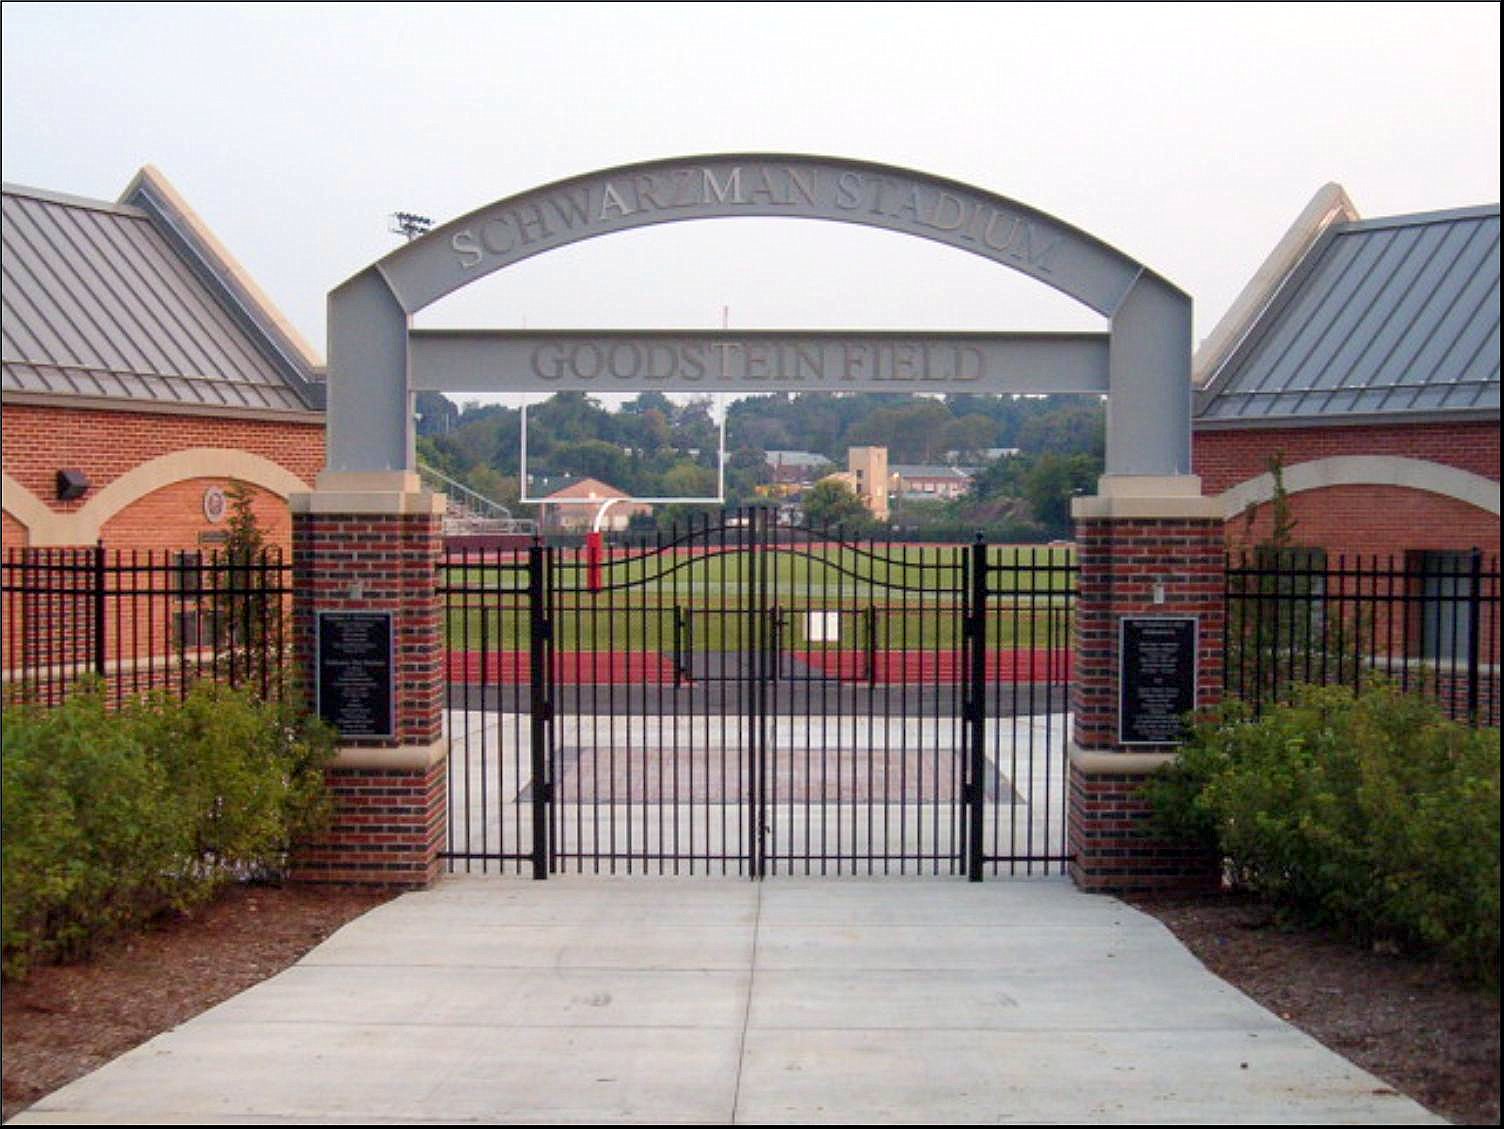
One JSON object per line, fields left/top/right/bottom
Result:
{"left": 1218, "top": 455, "right": 1502, "bottom": 519}
{"left": 3, "top": 452, "right": 311, "bottom": 547}
{"left": 325, "top": 154, "right": 1193, "bottom": 479}
{"left": 358, "top": 154, "right": 1171, "bottom": 318}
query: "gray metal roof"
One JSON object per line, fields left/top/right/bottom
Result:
{"left": 2, "top": 183, "right": 316, "bottom": 415}
{"left": 891, "top": 464, "right": 974, "bottom": 479}
{"left": 765, "top": 450, "right": 832, "bottom": 467}
{"left": 1196, "top": 206, "right": 1499, "bottom": 425}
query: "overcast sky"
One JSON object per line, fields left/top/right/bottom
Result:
{"left": 4, "top": 2, "right": 1499, "bottom": 371}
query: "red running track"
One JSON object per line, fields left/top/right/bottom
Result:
{"left": 446, "top": 649, "right": 1070, "bottom": 685}
{"left": 790, "top": 649, "right": 1071, "bottom": 683}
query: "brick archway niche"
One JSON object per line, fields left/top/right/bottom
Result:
{"left": 296, "top": 155, "right": 1220, "bottom": 889}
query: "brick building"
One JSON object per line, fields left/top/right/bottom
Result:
{"left": 764, "top": 449, "right": 832, "bottom": 485}
{"left": 891, "top": 463, "right": 975, "bottom": 500}
{"left": 1192, "top": 185, "right": 1499, "bottom": 563}
{"left": 2, "top": 168, "right": 325, "bottom": 557}
{"left": 817, "top": 446, "right": 890, "bottom": 521}
{"left": 535, "top": 477, "right": 652, "bottom": 532}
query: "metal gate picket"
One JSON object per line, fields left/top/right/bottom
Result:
{"left": 544, "top": 513, "right": 757, "bottom": 875}
{"left": 757, "top": 516, "right": 974, "bottom": 876}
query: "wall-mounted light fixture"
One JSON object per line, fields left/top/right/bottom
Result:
{"left": 56, "top": 468, "right": 90, "bottom": 501}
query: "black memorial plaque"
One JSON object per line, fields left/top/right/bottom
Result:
{"left": 317, "top": 611, "right": 395, "bottom": 738}
{"left": 1118, "top": 616, "right": 1197, "bottom": 745}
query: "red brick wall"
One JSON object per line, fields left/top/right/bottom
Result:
{"left": 1196, "top": 420, "right": 1499, "bottom": 559}
{"left": 291, "top": 761, "right": 446, "bottom": 887}
{"left": 1194, "top": 420, "right": 1499, "bottom": 495}
{"left": 1, "top": 403, "right": 323, "bottom": 555}
{"left": 102, "top": 478, "right": 293, "bottom": 555}
{"left": 1228, "top": 485, "right": 1499, "bottom": 561}
{"left": 3, "top": 404, "right": 323, "bottom": 512}
{"left": 1072, "top": 517, "right": 1226, "bottom": 750}
{"left": 291, "top": 511, "right": 445, "bottom": 751}
{"left": 1068, "top": 768, "right": 1221, "bottom": 894}
{"left": 5, "top": 476, "right": 299, "bottom": 681}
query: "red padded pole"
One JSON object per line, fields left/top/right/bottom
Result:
{"left": 586, "top": 530, "right": 603, "bottom": 593}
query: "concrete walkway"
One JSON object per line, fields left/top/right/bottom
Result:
{"left": 11, "top": 877, "right": 1439, "bottom": 1124}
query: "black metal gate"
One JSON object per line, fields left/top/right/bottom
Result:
{"left": 438, "top": 509, "right": 1075, "bottom": 879}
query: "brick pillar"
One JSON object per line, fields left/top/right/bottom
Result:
{"left": 289, "top": 473, "right": 446, "bottom": 887}
{"left": 1069, "top": 476, "right": 1224, "bottom": 894}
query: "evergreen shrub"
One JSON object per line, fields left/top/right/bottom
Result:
{"left": 1147, "top": 683, "right": 1500, "bottom": 986}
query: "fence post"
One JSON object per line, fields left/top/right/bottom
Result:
{"left": 673, "top": 605, "right": 685, "bottom": 688}
{"left": 967, "top": 535, "right": 987, "bottom": 883}
{"left": 1466, "top": 547, "right": 1482, "bottom": 725}
{"left": 93, "top": 540, "right": 107, "bottom": 680}
{"left": 528, "top": 542, "right": 551, "bottom": 880}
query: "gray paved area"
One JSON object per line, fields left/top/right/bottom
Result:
{"left": 11, "top": 877, "right": 1439, "bottom": 1124}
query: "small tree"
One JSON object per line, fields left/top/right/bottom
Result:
{"left": 214, "top": 482, "right": 282, "bottom": 694}
{"left": 1242, "top": 451, "right": 1297, "bottom": 551}
{"left": 802, "top": 478, "right": 872, "bottom": 532}
{"left": 1228, "top": 454, "right": 1363, "bottom": 711}
{"left": 224, "top": 480, "right": 266, "bottom": 562}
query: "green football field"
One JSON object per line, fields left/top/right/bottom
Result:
{"left": 440, "top": 543, "right": 1075, "bottom": 653}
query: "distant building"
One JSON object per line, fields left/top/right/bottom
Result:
{"left": 753, "top": 481, "right": 802, "bottom": 500}
{"left": 536, "top": 477, "right": 652, "bottom": 533}
{"left": 891, "top": 464, "right": 974, "bottom": 500}
{"left": 764, "top": 449, "right": 832, "bottom": 485}
{"left": 945, "top": 447, "right": 1019, "bottom": 465}
{"left": 844, "top": 447, "right": 889, "bottom": 521}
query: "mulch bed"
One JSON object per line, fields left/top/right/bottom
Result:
{"left": 1127, "top": 893, "right": 1500, "bottom": 1126}
{"left": 3, "top": 884, "right": 1497, "bottom": 1124}
{"left": 1, "top": 883, "right": 394, "bottom": 1123}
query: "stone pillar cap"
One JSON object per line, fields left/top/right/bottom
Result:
{"left": 1072, "top": 475, "right": 1220, "bottom": 520}
{"left": 291, "top": 471, "right": 446, "bottom": 516}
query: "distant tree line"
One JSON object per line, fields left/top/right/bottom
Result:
{"left": 416, "top": 390, "right": 1104, "bottom": 539}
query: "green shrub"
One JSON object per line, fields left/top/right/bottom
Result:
{"left": 133, "top": 685, "right": 332, "bottom": 881}
{"left": 2, "top": 681, "right": 334, "bottom": 978}
{"left": 1, "top": 688, "right": 184, "bottom": 972}
{"left": 1149, "top": 682, "right": 1500, "bottom": 986}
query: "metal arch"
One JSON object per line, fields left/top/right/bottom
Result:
{"left": 325, "top": 154, "right": 1192, "bottom": 478}
{"left": 357, "top": 153, "right": 1163, "bottom": 317}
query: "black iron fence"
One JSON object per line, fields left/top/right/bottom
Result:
{"left": 976, "top": 544, "right": 1076, "bottom": 877}
{"left": 2, "top": 544, "right": 293, "bottom": 708}
{"left": 437, "top": 515, "right": 1080, "bottom": 880}
{"left": 1225, "top": 549, "right": 1500, "bottom": 727}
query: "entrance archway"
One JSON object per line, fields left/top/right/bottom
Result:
{"left": 298, "top": 156, "right": 1220, "bottom": 889}
{"left": 324, "top": 154, "right": 1192, "bottom": 482}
